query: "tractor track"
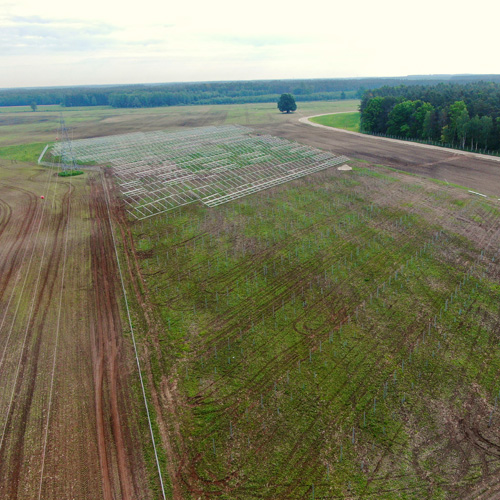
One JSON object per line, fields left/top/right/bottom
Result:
{"left": 162, "top": 199, "right": 484, "bottom": 497}
{"left": 0, "top": 185, "right": 70, "bottom": 499}
{"left": 108, "top": 173, "right": 185, "bottom": 500}
{"left": 0, "top": 198, "right": 12, "bottom": 239}
{"left": 89, "top": 176, "right": 136, "bottom": 500}
{"left": 192, "top": 213, "right": 436, "bottom": 407}
{"left": 0, "top": 186, "right": 39, "bottom": 303}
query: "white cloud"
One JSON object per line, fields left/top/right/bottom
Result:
{"left": 1, "top": 0, "right": 500, "bottom": 87}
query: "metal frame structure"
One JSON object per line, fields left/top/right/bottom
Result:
{"left": 50, "top": 125, "right": 349, "bottom": 218}
{"left": 57, "top": 115, "right": 79, "bottom": 172}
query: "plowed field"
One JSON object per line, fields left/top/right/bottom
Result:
{"left": 0, "top": 160, "right": 151, "bottom": 499}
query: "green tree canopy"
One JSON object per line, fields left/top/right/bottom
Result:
{"left": 387, "top": 100, "right": 417, "bottom": 137}
{"left": 444, "top": 100, "right": 469, "bottom": 144}
{"left": 277, "top": 93, "right": 297, "bottom": 113}
{"left": 359, "top": 83, "right": 500, "bottom": 152}
{"left": 386, "top": 100, "right": 435, "bottom": 138}
{"left": 360, "top": 96, "right": 397, "bottom": 133}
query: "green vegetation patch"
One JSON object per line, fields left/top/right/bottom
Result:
{"left": 0, "top": 142, "right": 48, "bottom": 163}
{"left": 359, "top": 82, "right": 500, "bottom": 156}
{"left": 130, "top": 161, "right": 500, "bottom": 499}
{"left": 310, "top": 112, "right": 360, "bottom": 132}
{"left": 58, "top": 169, "right": 84, "bottom": 177}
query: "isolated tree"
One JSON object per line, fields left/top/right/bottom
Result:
{"left": 278, "top": 93, "right": 297, "bottom": 113}
{"left": 30, "top": 101, "right": 37, "bottom": 112}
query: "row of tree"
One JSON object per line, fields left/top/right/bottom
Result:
{"left": 105, "top": 90, "right": 354, "bottom": 108}
{"left": 0, "top": 79, "right": 367, "bottom": 108}
{"left": 360, "top": 82, "right": 500, "bottom": 152}
{"left": 4, "top": 76, "right": 500, "bottom": 109}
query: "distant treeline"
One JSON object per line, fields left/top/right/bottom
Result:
{"left": 360, "top": 82, "right": 500, "bottom": 153}
{"left": 3, "top": 75, "right": 500, "bottom": 109}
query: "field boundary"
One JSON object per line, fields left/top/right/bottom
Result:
{"left": 101, "top": 174, "right": 167, "bottom": 500}
{"left": 37, "top": 144, "right": 58, "bottom": 168}
{"left": 300, "top": 113, "right": 500, "bottom": 163}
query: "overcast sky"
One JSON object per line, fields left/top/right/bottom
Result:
{"left": 1, "top": 0, "right": 500, "bottom": 89}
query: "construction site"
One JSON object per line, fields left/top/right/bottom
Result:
{"left": 0, "top": 102, "right": 499, "bottom": 499}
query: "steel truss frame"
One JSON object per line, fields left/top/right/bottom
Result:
{"left": 50, "top": 125, "right": 349, "bottom": 219}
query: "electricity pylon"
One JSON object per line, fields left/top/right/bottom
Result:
{"left": 58, "top": 114, "right": 78, "bottom": 172}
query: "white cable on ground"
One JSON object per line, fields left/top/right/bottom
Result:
{"left": 101, "top": 172, "right": 167, "bottom": 500}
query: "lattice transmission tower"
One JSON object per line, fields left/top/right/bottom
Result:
{"left": 57, "top": 114, "right": 79, "bottom": 172}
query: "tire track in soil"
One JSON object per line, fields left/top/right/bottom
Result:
{"left": 188, "top": 238, "right": 449, "bottom": 496}
{"left": 0, "top": 187, "right": 39, "bottom": 303}
{"left": 269, "top": 266, "right": 459, "bottom": 496}
{"left": 256, "top": 317, "right": 417, "bottom": 498}
{"left": 138, "top": 174, "right": 492, "bottom": 494}
{"left": 89, "top": 177, "right": 135, "bottom": 500}
{"left": 159, "top": 203, "right": 430, "bottom": 468}
{"left": 0, "top": 185, "right": 69, "bottom": 499}
{"left": 106, "top": 170, "right": 184, "bottom": 499}
{"left": 0, "top": 198, "right": 12, "bottom": 239}
{"left": 193, "top": 215, "right": 430, "bottom": 408}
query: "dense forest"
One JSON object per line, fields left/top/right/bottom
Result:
{"left": 3, "top": 75, "right": 500, "bottom": 109}
{"left": 359, "top": 81, "right": 500, "bottom": 153}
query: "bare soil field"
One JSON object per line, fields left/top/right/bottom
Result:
{"left": 0, "top": 101, "right": 358, "bottom": 147}
{"left": 256, "top": 116, "right": 500, "bottom": 197}
{"left": 0, "top": 160, "right": 151, "bottom": 499}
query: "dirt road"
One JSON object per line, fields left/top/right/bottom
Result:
{"left": 255, "top": 115, "right": 500, "bottom": 197}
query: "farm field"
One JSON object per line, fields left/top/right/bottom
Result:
{"left": 0, "top": 159, "right": 153, "bottom": 499}
{"left": 4, "top": 98, "right": 500, "bottom": 198}
{"left": 125, "top": 157, "right": 500, "bottom": 499}
{"left": 1, "top": 101, "right": 500, "bottom": 499}
{"left": 51, "top": 125, "right": 349, "bottom": 218}
{"left": 0, "top": 100, "right": 360, "bottom": 147}
{"left": 269, "top": 117, "right": 500, "bottom": 199}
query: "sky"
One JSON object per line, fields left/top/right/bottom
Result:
{"left": 1, "top": 0, "right": 500, "bottom": 89}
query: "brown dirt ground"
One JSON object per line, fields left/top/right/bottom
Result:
{"left": 253, "top": 117, "right": 500, "bottom": 198}
{"left": 3, "top": 102, "right": 499, "bottom": 197}
{"left": 74, "top": 108, "right": 500, "bottom": 197}
{"left": 0, "top": 162, "right": 150, "bottom": 499}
